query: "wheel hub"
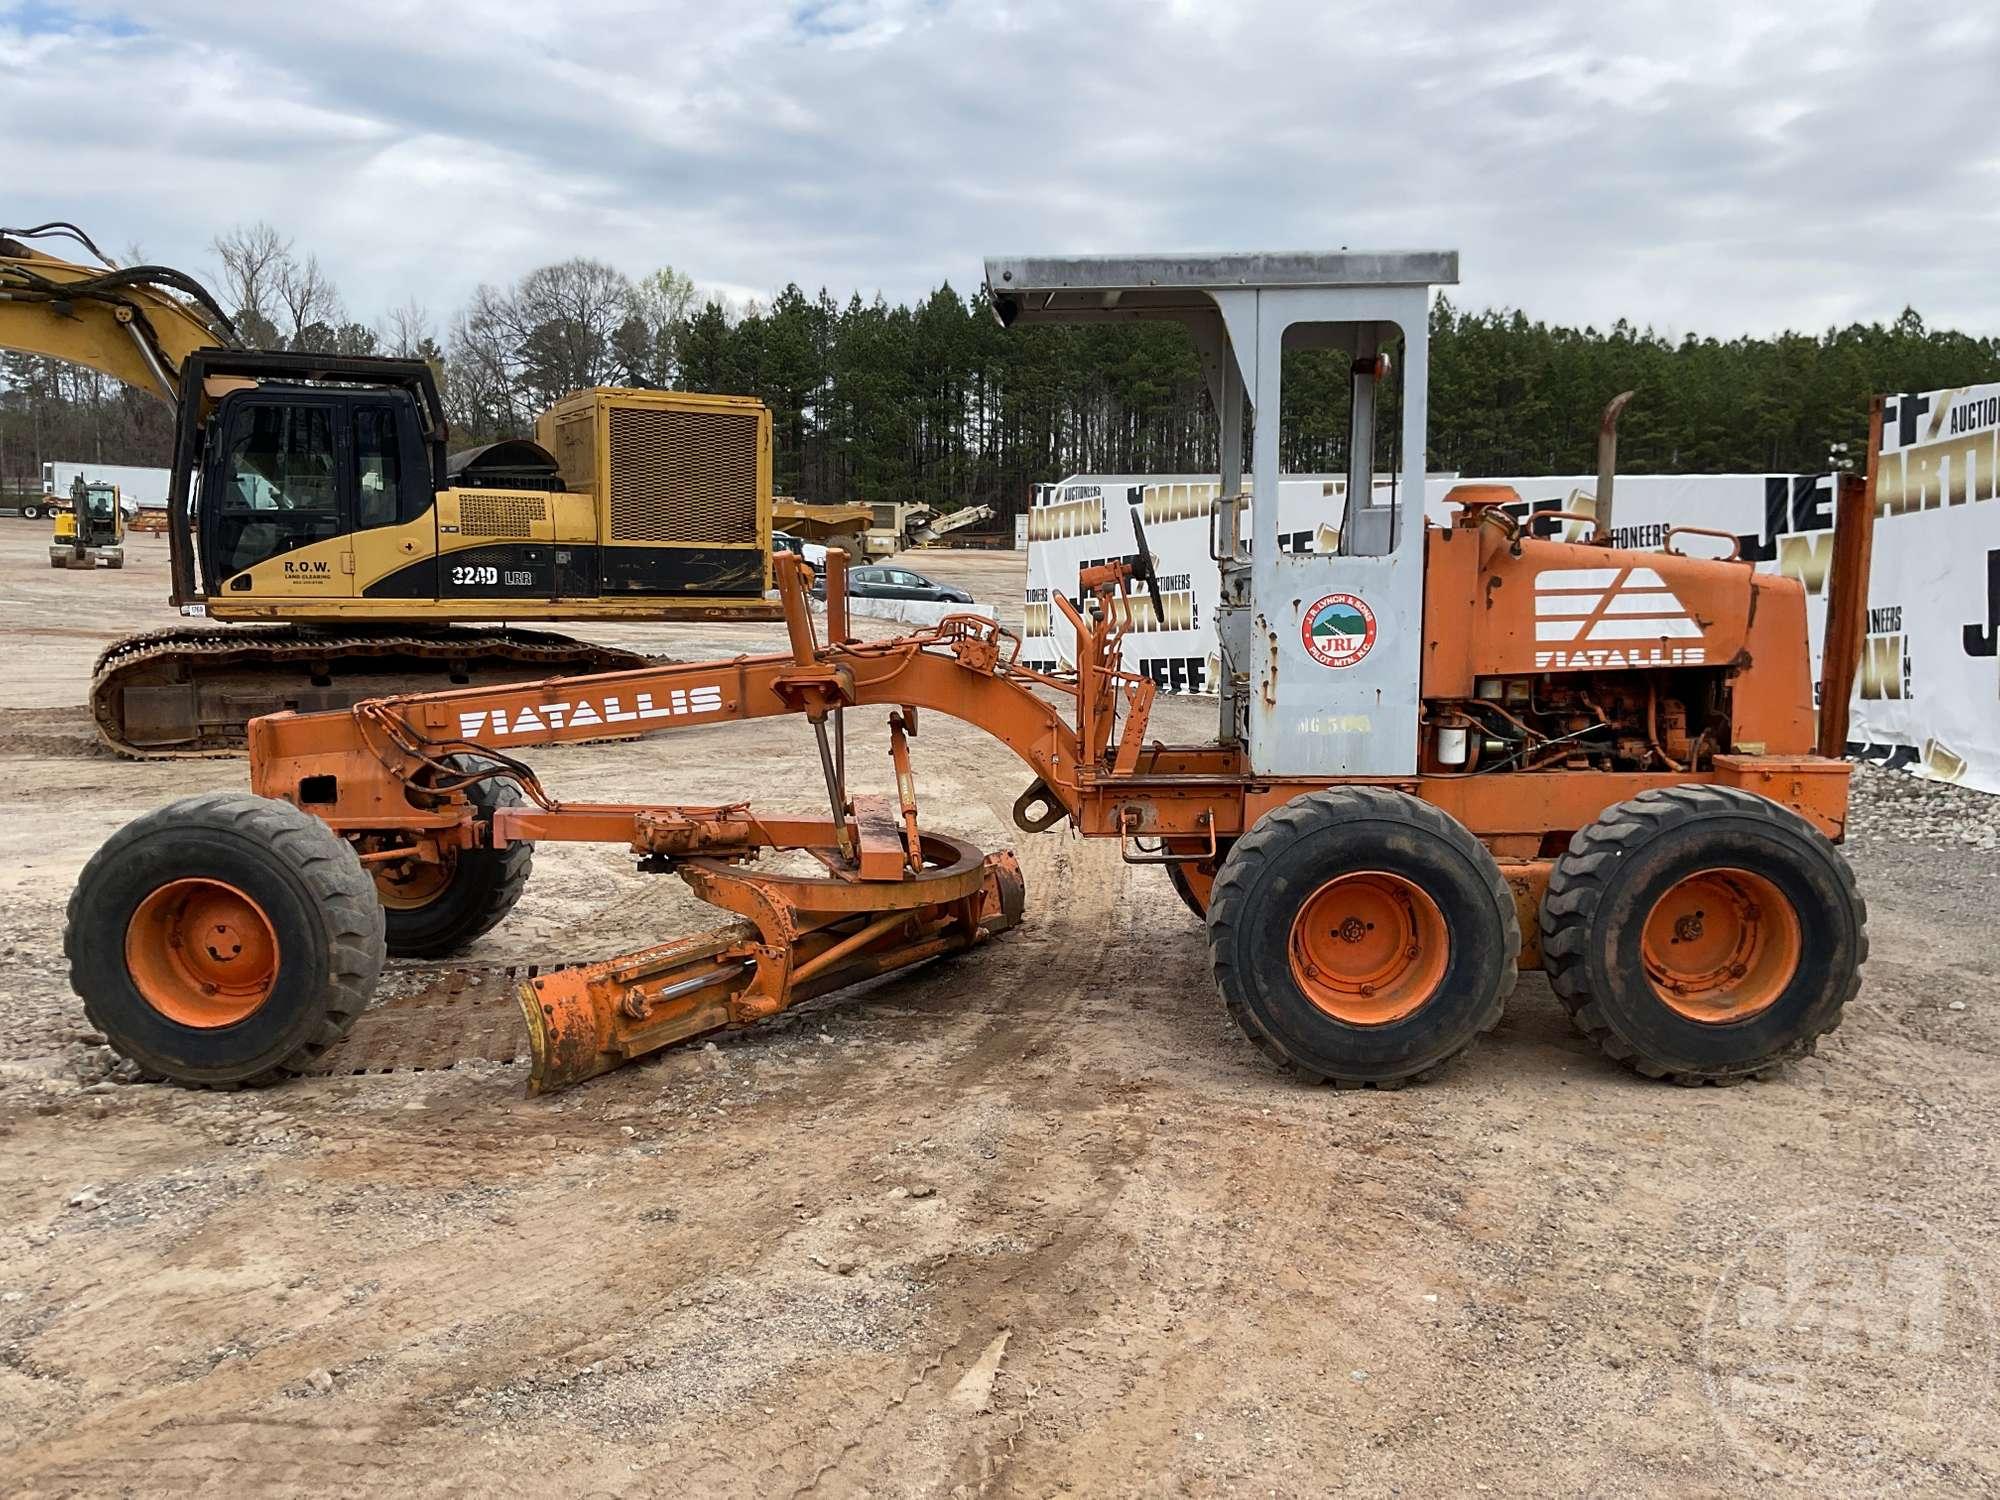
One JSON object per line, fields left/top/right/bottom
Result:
{"left": 372, "top": 846, "right": 456, "bottom": 910}
{"left": 125, "top": 878, "right": 279, "bottom": 1028}
{"left": 1641, "top": 868, "right": 1799, "bottom": 1022}
{"left": 1288, "top": 870, "right": 1449, "bottom": 1026}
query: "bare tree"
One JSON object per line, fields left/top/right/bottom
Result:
{"left": 275, "top": 251, "right": 343, "bottom": 347}
{"left": 512, "top": 257, "right": 633, "bottom": 406}
{"left": 210, "top": 222, "right": 291, "bottom": 344}
{"left": 620, "top": 266, "right": 697, "bottom": 386}
{"left": 444, "top": 258, "right": 636, "bottom": 434}
{"left": 380, "top": 299, "right": 435, "bottom": 358}
{"left": 445, "top": 287, "right": 530, "bottom": 439}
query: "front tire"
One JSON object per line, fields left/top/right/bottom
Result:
{"left": 1540, "top": 785, "right": 1866, "bottom": 1084}
{"left": 65, "top": 793, "right": 385, "bottom": 1087}
{"left": 1207, "top": 788, "right": 1519, "bottom": 1086}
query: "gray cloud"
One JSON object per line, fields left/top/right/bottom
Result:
{"left": 4, "top": 0, "right": 1997, "bottom": 335}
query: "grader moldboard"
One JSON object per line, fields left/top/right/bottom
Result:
{"left": 67, "top": 252, "right": 1871, "bottom": 1094}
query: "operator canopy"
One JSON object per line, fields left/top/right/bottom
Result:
{"left": 981, "top": 250, "right": 1458, "bottom": 328}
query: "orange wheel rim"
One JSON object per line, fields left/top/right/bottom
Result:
{"left": 373, "top": 851, "right": 455, "bottom": 910}
{"left": 124, "top": 878, "right": 279, "bottom": 1028}
{"left": 1288, "top": 871, "right": 1449, "bottom": 1025}
{"left": 1641, "top": 867, "right": 1799, "bottom": 1023}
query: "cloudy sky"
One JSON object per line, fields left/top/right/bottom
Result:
{"left": 4, "top": 0, "right": 1994, "bottom": 339}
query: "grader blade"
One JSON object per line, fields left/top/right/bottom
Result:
{"left": 522, "top": 841, "right": 1025, "bottom": 1092}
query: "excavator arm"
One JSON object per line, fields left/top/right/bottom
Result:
{"left": 0, "top": 222, "right": 238, "bottom": 401}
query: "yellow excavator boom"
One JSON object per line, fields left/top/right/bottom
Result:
{"left": 0, "top": 221, "right": 237, "bottom": 401}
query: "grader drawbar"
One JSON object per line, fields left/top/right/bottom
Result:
{"left": 68, "top": 251, "right": 1871, "bottom": 1095}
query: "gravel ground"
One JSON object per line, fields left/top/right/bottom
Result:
{"left": 1846, "top": 759, "right": 2000, "bottom": 849}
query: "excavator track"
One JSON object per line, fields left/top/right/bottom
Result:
{"left": 88, "top": 624, "right": 660, "bottom": 758}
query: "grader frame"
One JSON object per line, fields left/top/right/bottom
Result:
{"left": 227, "top": 531, "right": 1848, "bottom": 1090}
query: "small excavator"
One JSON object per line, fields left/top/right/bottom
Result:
{"left": 1, "top": 220, "right": 782, "bottom": 756}
{"left": 67, "top": 250, "right": 1874, "bottom": 1097}
{"left": 50, "top": 475, "right": 125, "bottom": 569}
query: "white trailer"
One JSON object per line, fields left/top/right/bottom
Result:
{"left": 27, "top": 460, "right": 170, "bottom": 520}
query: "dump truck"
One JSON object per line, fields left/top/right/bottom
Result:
{"left": 66, "top": 251, "right": 1870, "bottom": 1096}
{"left": 1, "top": 220, "right": 780, "bottom": 755}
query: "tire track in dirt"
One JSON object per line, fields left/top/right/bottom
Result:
{"left": 730, "top": 799, "right": 1174, "bottom": 1496}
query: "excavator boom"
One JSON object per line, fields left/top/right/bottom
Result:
{"left": 0, "top": 222, "right": 239, "bottom": 399}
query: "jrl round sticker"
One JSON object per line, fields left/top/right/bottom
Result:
{"left": 1302, "top": 593, "right": 1377, "bottom": 669}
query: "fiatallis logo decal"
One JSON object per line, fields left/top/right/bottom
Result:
{"left": 1302, "top": 593, "right": 1376, "bottom": 669}
{"left": 458, "top": 686, "right": 723, "bottom": 740}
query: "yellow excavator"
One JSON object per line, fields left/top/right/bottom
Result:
{"left": 1, "top": 221, "right": 780, "bottom": 755}
{"left": 50, "top": 476, "right": 126, "bottom": 569}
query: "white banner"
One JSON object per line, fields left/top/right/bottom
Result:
{"left": 1024, "top": 450, "right": 2000, "bottom": 793}
{"left": 1860, "top": 385, "right": 2000, "bottom": 788}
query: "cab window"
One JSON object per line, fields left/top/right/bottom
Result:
{"left": 354, "top": 406, "right": 404, "bottom": 529}
{"left": 212, "top": 402, "right": 340, "bottom": 577}
{"left": 222, "top": 404, "right": 336, "bottom": 513}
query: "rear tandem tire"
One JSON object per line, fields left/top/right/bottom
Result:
{"left": 376, "top": 758, "right": 534, "bottom": 959}
{"left": 1540, "top": 785, "right": 1866, "bottom": 1085}
{"left": 65, "top": 792, "right": 385, "bottom": 1087}
{"left": 1206, "top": 787, "right": 1520, "bottom": 1087}
{"left": 1165, "top": 861, "right": 1208, "bottom": 920}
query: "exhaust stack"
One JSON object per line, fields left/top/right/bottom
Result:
{"left": 1593, "top": 390, "right": 1635, "bottom": 544}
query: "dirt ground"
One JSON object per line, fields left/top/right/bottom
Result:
{"left": 0, "top": 525, "right": 1995, "bottom": 1498}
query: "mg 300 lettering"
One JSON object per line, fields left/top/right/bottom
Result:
{"left": 458, "top": 685, "right": 725, "bottom": 740}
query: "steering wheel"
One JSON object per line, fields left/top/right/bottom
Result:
{"left": 1127, "top": 495, "right": 1167, "bottom": 626}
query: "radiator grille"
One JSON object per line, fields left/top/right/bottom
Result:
{"left": 458, "top": 494, "right": 547, "bottom": 538}
{"left": 608, "top": 407, "right": 759, "bottom": 544}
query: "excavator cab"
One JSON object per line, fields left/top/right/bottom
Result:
{"left": 195, "top": 376, "right": 432, "bottom": 594}
{"left": 171, "top": 350, "right": 449, "bottom": 605}
{"left": 166, "top": 350, "right": 777, "bottom": 621}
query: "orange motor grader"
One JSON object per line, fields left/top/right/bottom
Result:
{"left": 66, "top": 252, "right": 1870, "bottom": 1093}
